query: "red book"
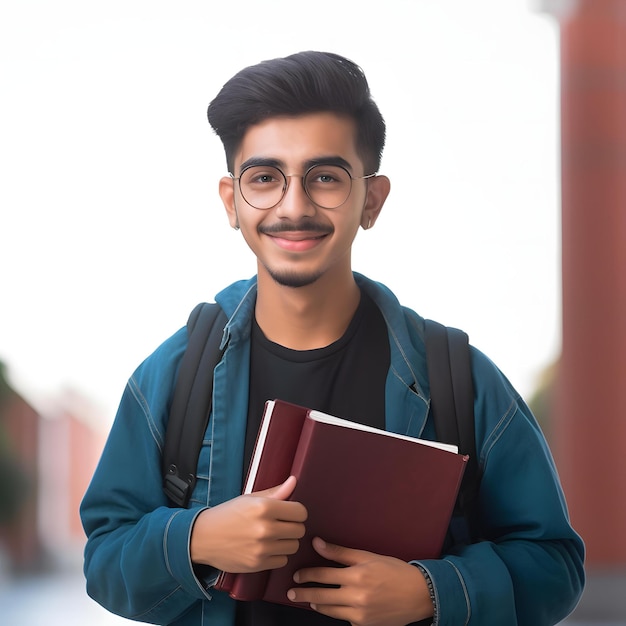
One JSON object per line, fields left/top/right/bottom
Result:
{"left": 215, "top": 399, "right": 468, "bottom": 606}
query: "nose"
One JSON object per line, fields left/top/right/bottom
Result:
{"left": 274, "top": 175, "right": 316, "bottom": 219}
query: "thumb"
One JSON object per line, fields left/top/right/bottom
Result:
{"left": 312, "top": 537, "right": 366, "bottom": 566}
{"left": 253, "top": 475, "right": 297, "bottom": 501}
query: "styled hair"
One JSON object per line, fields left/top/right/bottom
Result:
{"left": 207, "top": 51, "right": 386, "bottom": 175}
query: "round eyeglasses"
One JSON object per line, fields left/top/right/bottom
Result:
{"left": 230, "top": 164, "right": 376, "bottom": 210}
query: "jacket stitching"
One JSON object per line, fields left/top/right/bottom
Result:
{"left": 131, "top": 583, "right": 182, "bottom": 620}
{"left": 163, "top": 510, "right": 181, "bottom": 578}
{"left": 481, "top": 397, "right": 518, "bottom": 468}
{"left": 128, "top": 376, "right": 163, "bottom": 451}
{"left": 390, "top": 313, "right": 423, "bottom": 396}
{"left": 206, "top": 394, "right": 217, "bottom": 507}
{"left": 443, "top": 558, "right": 471, "bottom": 625}
{"left": 221, "top": 283, "right": 257, "bottom": 347}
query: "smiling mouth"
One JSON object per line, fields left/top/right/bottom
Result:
{"left": 266, "top": 231, "right": 329, "bottom": 251}
{"left": 268, "top": 231, "right": 328, "bottom": 241}
{"left": 259, "top": 220, "right": 333, "bottom": 251}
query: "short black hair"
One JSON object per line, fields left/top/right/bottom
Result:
{"left": 207, "top": 51, "right": 385, "bottom": 175}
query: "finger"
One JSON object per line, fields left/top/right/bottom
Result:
{"left": 311, "top": 537, "right": 368, "bottom": 566}
{"left": 268, "top": 537, "right": 301, "bottom": 558}
{"left": 268, "top": 500, "right": 308, "bottom": 523}
{"left": 287, "top": 584, "right": 348, "bottom": 608}
{"left": 272, "top": 519, "right": 307, "bottom": 540}
{"left": 293, "top": 564, "right": 348, "bottom": 587}
{"left": 309, "top": 604, "right": 353, "bottom": 623}
{"left": 268, "top": 475, "right": 297, "bottom": 500}
{"left": 253, "top": 475, "right": 297, "bottom": 500}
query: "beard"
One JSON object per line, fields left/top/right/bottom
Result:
{"left": 264, "top": 264, "right": 324, "bottom": 288}
{"left": 257, "top": 219, "right": 333, "bottom": 288}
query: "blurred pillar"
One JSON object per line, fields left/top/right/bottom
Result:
{"left": 543, "top": 0, "right": 626, "bottom": 619}
{"left": 0, "top": 380, "right": 41, "bottom": 572}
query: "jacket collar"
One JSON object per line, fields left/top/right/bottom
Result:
{"left": 214, "top": 272, "right": 429, "bottom": 400}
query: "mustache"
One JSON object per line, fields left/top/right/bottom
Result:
{"left": 259, "top": 220, "right": 333, "bottom": 235}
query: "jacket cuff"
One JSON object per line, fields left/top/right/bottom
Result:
{"left": 164, "top": 507, "right": 213, "bottom": 600}
{"left": 412, "top": 559, "right": 470, "bottom": 626}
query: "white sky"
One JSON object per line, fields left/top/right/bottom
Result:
{"left": 0, "top": 0, "right": 561, "bottom": 424}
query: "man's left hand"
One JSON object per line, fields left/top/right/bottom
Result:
{"left": 287, "top": 537, "right": 434, "bottom": 626}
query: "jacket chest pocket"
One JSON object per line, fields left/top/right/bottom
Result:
{"left": 188, "top": 438, "right": 212, "bottom": 507}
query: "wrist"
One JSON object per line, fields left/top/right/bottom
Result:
{"left": 416, "top": 564, "right": 438, "bottom": 625}
{"left": 190, "top": 507, "right": 218, "bottom": 566}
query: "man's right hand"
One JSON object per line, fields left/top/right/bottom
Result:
{"left": 189, "top": 475, "right": 307, "bottom": 574}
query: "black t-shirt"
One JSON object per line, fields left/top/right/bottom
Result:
{"left": 236, "top": 291, "right": 390, "bottom": 626}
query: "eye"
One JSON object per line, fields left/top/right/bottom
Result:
{"left": 242, "top": 166, "right": 283, "bottom": 186}
{"left": 255, "top": 173, "right": 277, "bottom": 183}
{"left": 316, "top": 173, "right": 338, "bottom": 183}
{"left": 251, "top": 172, "right": 279, "bottom": 184}
{"left": 306, "top": 166, "right": 348, "bottom": 186}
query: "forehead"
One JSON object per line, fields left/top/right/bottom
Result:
{"left": 234, "top": 112, "right": 362, "bottom": 172}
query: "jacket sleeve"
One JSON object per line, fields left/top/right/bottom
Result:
{"left": 80, "top": 330, "right": 214, "bottom": 624}
{"left": 416, "top": 351, "right": 585, "bottom": 626}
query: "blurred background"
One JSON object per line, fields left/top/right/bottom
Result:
{"left": 0, "top": 0, "right": 624, "bottom": 623}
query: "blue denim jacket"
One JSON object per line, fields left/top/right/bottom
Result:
{"left": 81, "top": 273, "right": 584, "bottom": 625}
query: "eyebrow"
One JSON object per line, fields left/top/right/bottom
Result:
{"left": 238, "top": 155, "right": 354, "bottom": 174}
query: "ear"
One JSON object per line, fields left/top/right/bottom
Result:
{"left": 361, "top": 175, "right": 390, "bottom": 230}
{"left": 219, "top": 176, "right": 239, "bottom": 229}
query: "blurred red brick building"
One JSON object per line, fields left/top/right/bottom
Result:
{"left": 0, "top": 364, "right": 106, "bottom": 573}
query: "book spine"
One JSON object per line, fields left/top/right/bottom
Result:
{"left": 217, "top": 402, "right": 309, "bottom": 601}
{"left": 257, "top": 417, "right": 318, "bottom": 605}
{"left": 214, "top": 571, "right": 234, "bottom": 593}
{"left": 231, "top": 417, "right": 316, "bottom": 603}
{"left": 228, "top": 569, "right": 270, "bottom": 602}
{"left": 288, "top": 415, "right": 316, "bottom": 480}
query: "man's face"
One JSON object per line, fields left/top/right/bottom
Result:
{"left": 219, "top": 112, "right": 387, "bottom": 289}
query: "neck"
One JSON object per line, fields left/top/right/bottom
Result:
{"left": 255, "top": 269, "right": 361, "bottom": 350}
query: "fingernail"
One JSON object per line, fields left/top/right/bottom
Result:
{"left": 287, "top": 589, "right": 296, "bottom": 602}
{"left": 293, "top": 571, "right": 300, "bottom": 583}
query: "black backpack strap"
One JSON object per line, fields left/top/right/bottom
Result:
{"left": 163, "top": 303, "right": 228, "bottom": 507}
{"left": 424, "top": 319, "right": 481, "bottom": 539}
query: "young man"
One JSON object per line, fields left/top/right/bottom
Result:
{"left": 80, "top": 51, "right": 585, "bottom": 626}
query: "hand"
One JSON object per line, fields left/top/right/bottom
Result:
{"left": 190, "top": 476, "right": 307, "bottom": 573}
{"left": 287, "top": 538, "right": 434, "bottom": 626}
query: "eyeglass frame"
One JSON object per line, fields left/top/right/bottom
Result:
{"left": 229, "top": 162, "right": 377, "bottom": 210}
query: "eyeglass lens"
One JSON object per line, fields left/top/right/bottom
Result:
{"left": 238, "top": 165, "right": 353, "bottom": 209}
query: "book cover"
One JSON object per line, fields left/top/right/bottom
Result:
{"left": 216, "top": 399, "right": 468, "bottom": 606}
{"left": 215, "top": 400, "right": 307, "bottom": 596}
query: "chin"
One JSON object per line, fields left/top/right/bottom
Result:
{"left": 267, "top": 268, "right": 324, "bottom": 288}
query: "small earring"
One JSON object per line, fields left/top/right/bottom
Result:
{"left": 234, "top": 223, "right": 240, "bottom": 231}
{"left": 366, "top": 218, "right": 372, "bottom": 230}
